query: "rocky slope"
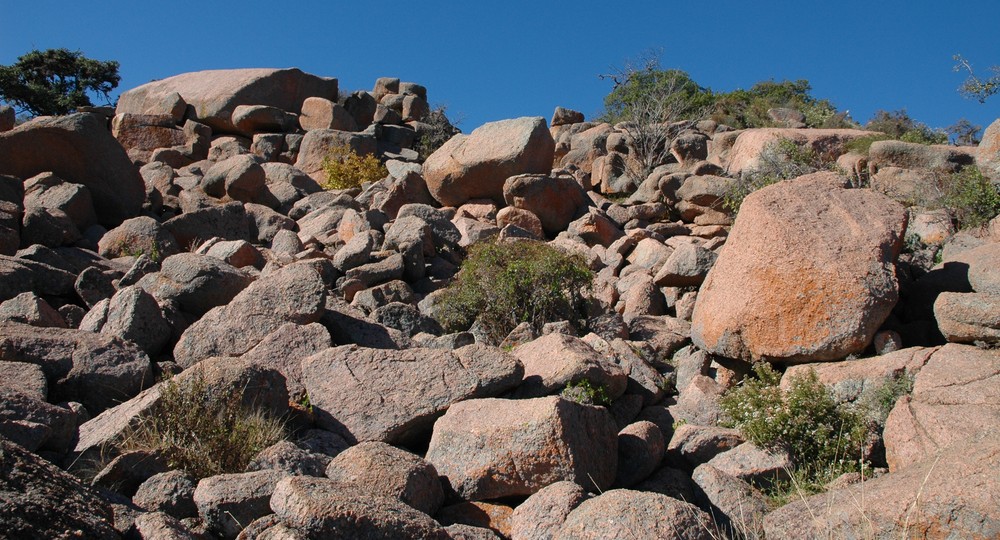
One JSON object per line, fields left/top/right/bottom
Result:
{"left": 1, "top": 68, "right": 999, "bottom": 539}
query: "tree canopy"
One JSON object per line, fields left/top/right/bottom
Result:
{"left": 0, "top": 48, "right": 120, "bottom": 116}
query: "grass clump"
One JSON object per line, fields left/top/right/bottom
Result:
{"left": 117, "top": 375, "right": 286, "bottom": 480}
{"left": 723, "top": 138, "right": 830, "bottom": 213}
{"left": 320, "top": 144, "right": 387, "bottom": 190}
{"left": 435, "top": 240, "right": 593, "bottom": 345}
{"left": 561, "top": 379, "right": 611, "bottom": 406}
{"left": 720, "top": 363, "right": 869, "bottom": 489}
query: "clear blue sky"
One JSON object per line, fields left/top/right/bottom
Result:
{"left": 2, "top": 0, "right": 998, "bottom": 135}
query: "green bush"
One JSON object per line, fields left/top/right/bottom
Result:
{"left": 720, "top": 363, "right": 869, "bottom": 484}
{"left": 843, "top": 134, "right": 893, "bottom": 155}
{"left": 435, "top": 240, "right": 594, "bottom": 345}
{"left": 942, "top": 166, "right": 1000, "bottom": 229}
{"left": 117, "top": 375, "right": 287, "bottom": 479}
{"left": 561, "top": 379, "right": 611, "bottom": 406}
{"left": 710, "top": 79, "right": 850, "bottom": 129}
{"left": 864, "top": 109, "right": 946, "bottom": 145}
{"left": 320, "top": 145, "right": 387, "bottom": 190}
{"left": 723, "top": 138, "right": 828, "bottom": 213}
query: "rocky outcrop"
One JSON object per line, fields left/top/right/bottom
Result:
{"left": 116, "top": 68, "right": 338, "bottom": 135}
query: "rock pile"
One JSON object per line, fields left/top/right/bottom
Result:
{"left": 0, "top": 67, "right": 998, "bottom": 539}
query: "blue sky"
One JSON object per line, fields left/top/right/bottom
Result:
{"left": 2, "top": 0, "right": 998, "bottom": 135}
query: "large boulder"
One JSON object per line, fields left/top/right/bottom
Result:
{"left": 978, "top": 117, "right": 1000, "bottom": 180}
{"left": 0, "top": 437, "right": 119, "bottom": 539}
{"left": 883, "top": 343, "right": 1000, "bottom": 472}
{"left": 116, "top": 68, "right": 338, "bottom": 134}
{"left": 423, "top": 117, "right": 555, "bottom": 207}
{"left": 425, "top": 396, "right": 618, "bottom": 500}
{"left": 172, "top": 263, "right": 326, "bottom": 367}
{"left": 300, "top": 344, "right": 523, "bottom": 445}
{"left": 0, "top": 113, "right": 145, "bottom": 226}
{"left": 691, "top": 172, "right": 907, "bottom": 362}
{"left": 764, "top": 430, "right": 1000, "bottom": 539}
{"left": 324, "top": 441, "right": 444, "bottom": 516}
{"left": 138, "top": 252, "right": 253, "bottom": 317}
{"left": 869, "top": 139, "right": 976, "bottom": 175}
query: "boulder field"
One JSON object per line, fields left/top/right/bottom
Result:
{"left": 0, "top": 67, "right": 998, "bottom": 539}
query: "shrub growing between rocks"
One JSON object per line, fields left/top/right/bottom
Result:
{"left": 117, "top": 375, "right": 287, "bottom": 479}
{"left": 723, "top": 138, "right": 831, "bottom": 212}
{"left": 435, "top": 240, "right": 593, "bottom": 344}
{"left": 719, "top": 363, "right": 868, "bottom": 488}
{"left": 941, "top": 166, "right": 1000, "bottom": 229}
{"left": 320, "top": 144, "right": 386, "bottom": 190}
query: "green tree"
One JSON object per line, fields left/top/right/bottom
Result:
{"left": 711, "top": 79, "right": 851, "bottom": 129}
{"left": 0, "top": 48, "right": 120, "bottom": 116}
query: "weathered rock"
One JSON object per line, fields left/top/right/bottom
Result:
{"left": 163, "top": 202, "right": 254, "bottom": 249}
{"left": 22, "top": 172, "right": 98, "bottom": 230}
{"left": 240, "top": 322, "right": 330, "bottom": 398}
{"left": 423, "top": 117, "right": 555, "bottom": 207}
{"left": 0, "top": 113, "right": 145, "bottom": 226}
{"left": 510, "top": 481, "right": 588, "bottom": 540}
{"left": 425, "top": 396, "right": 618, "bottom": 500}
{"left": 173, "top": 263, "right": 326, "bottom": 367}
{"left": 780, "top": 346, "right": 934, "bottom": 404}
{"left": 935, "top": 291, "right": 1000, "bottom": 343}
{"left": 132, "top": 512, "right": 200, "bottom": 540}
{"left": 667, "top": 424, "right": 745, "bottom": 470}
{"left": 0, "top": 105, "right": 13, "bottom": 132}
{"left": 502, "top": 173, "right": 589, "bottom": 236}
{"left": 653, "top": 242, "right": 717, "bottom": 286}
{"left": 437, "top": 501, "right": 513, "bottom": 538}
{"left": 91, "top": 449, "right": 169, "bottom": 496}
{"left": 117, "top": 68, "right": 338, "bottom": 134}
{"left": 98, "top": 216, "right": 180, "bottom": 261}
{"left": 0, "top": 387, "right": 76, "bottom": 452}
{"left": 512, "top": 333, "right": 627, "bottom": 399}
{"left": 705, "top": 442, "right": 792, "bottom": 487}
{"left": 299, "top": 97, "right": 357, "bottom": 132}
{"left": 764, "top": 430, "right": 1000, "bottom": 539}
{"left": 692, "top": 172, "right": 907, "bottom": 362}
{"left": 246, "top": 440, "right": 328, "bottom": 477}
{"left": 301, "top": 344, "right": 523, "bottom": 444}
{"left": 0, "top": 360, "right": 48, "bottom": 400}
{"left": 0, "top": 322, "right": 151, "bottom": 414}
{"left": 194, "top": 470, "right": 287, "bottom": 540}
{"left": 627, "top": 315, "right": 691, "bottom": 369}
{"left": 293, "top": 129, "right": 377, "bottom": 183}
{"left": 139, "top": 252, "right": 253, "bottom": 317}
{"left": 202, "top": 155, "right": 266, "bottom": 203}
{"left": 670, "top": 375, "right": 725, "bottom": 426}
{"left": 0, "top": 437, "right": 119, "bottom": 539}
{"left": 0, "top": 291, "right": 66, "bottom": 328}
{"left": 883, "top": 343, "right": 1000, "bottom": 472}
{"left": 199, "top": 239, "right": 263, "bottom": 269}
{"left": 269, "top": 476, "right": 450, "bottom": 538}
{"left": 134, "top": 470, "right": 198, "bottom": 519}
{"left": 613, "top": 420, "right": 665, "bottom": 487}
{"left": 231, "top": 104, "right": 294, "bottom": 134}
{"left": 552, "top": 489, "right": 714, "bottom": 540}
{"left": 691, "top": 464, "right": 768, "bottom": 539}
{"left": 0, "top": 255, "right": 77, "bottom": 302}
{"left": 80, "top": 285, "right": 171, "bottom": 356}
{"left": 325, "top": 441, "right": 444, "bottom": 516}
{"left": 979, "top": 118, "right": 1000, "bottom": 180}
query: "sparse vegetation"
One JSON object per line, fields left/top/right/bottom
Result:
{"left": 116, "top": 374, "right": 287, "bottom": 480}
{"left": 561, "top": 379, "right": 611, "bottom": 406}
{"left": 864, "top": 109, "right": 947, "bottom": 145}
{"left": 954, "top": 54, "right": 1000, "bottom": 103}
{"left": 320, "top": 144, "right": 387, "bottom": 190}
{"left": 856, "top": 372, "right": 915, "bottom": 426}
{"left": 435, "top": 240, "right": 594, "bottom": 345}
{"left": 723, "top": 138, "right": 831, "bottom": 213}
{"left": 720, "top": 363, "right": 869, "bottom": 490}
{"left": 415, "top": 105, "right": 461, "bottom": 160}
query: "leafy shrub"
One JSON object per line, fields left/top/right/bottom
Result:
{"left": 710, "top": 79, "right": 850, "bottom": 129}
{"left": 723, "top": 138, "right": 829, "bottom": 213}
{"left": 720, "top": 363, "right": 869, "bottom": 484}
{"left": 414, "top": 105, "right": 460, "bottom": 160}
{"left": 856, "top": 372, "right": 915, "bottom": 426}
{"left": 561, "top": 379, "right": 611, "bottom": 406}
{"left": 864, "top": 109, "right": 946, "bottom": 145}
{"left": 941, "top": 166, "right": 1000, "bottom": 229}
{"left": 117, "top": 375, "right": 287, "bottom": 479}
{"left": 435, "top": 240, "right": 594, "bottom": 345}
{"left": 320, "top": 145, "right": 387, "bottom": 190}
